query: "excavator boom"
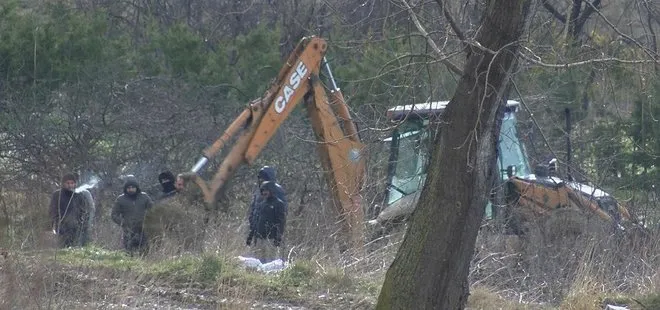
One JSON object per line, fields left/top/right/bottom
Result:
{"left": 183, "top": 36, "right": 367, "bottom": 250}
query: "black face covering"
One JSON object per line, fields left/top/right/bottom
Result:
{"left": 158, "top": 171, "right": 176, "bottom": 193}
{"left": 161, "top": 180, "right": 176, "bottom": 193}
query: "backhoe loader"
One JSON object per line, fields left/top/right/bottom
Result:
{"left": 178, "top": 36, "right": 367, "bottom": 251}
{"left": 370, "top": 99, "right": 642, "bottom": 237}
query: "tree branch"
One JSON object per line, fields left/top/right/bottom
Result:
{"left": 573, "top": 0, "right": 601, "bottom": 38}
{"left": 644, "top": 0, "right": 660, "bottom": 26}
{"left": 569, "top": 0, "right": 583, "bottom": 27}
{"left": 433, "top": 0, "right": 466, "bottom": 42}
{"left": 583, "top": 0, "right": 659, "bottom": 60}
{"left": 510, "top": 80, "right": 561, "bottom": 170}
{"left": 642, "top": 0, "right": 659, "bottom": 59}
{"left": 540, "top": 0, "right": 566, "bottom": 23}
{"left": 520, "top": 49, "right": 658, "bottom": 68}
{"left": 400, "top": 0, "right": 463, "bottom": 75}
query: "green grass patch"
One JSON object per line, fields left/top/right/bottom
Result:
{"left": 639, "top": 293, "right": 660, "bottom": 309}
{"left": 214, "top": 259, "right": 380, "bottom": 304}
{"left": 143, "top": 254, "right": 226, "bottom": 286}
{"left": 54, "top": 246, "right": 227, "bottom": 287}
{"left": 274, "top": 260, "right": 357, "bottom": 291}
{"left": 278, "top": 260, "right": 316, "bottom": 287}
{"left": 54, "top": 245, "right": 140, "bottom": 270}
{"left": 52, "top": 247, "right": 380, "bottom": 306}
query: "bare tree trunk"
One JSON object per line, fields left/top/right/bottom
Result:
{"left": 375, "top": 1, "right": 532, "bottom": 309}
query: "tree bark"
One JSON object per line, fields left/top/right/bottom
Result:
{"left": 375, "top": 1, "right": 532, "bottom": 309}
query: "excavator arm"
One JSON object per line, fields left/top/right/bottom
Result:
{"left": 181, "top": 36, "right": 367, "bottom": 250}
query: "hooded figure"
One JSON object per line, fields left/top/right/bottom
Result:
{"left": 156, "top": 171, "right": 178, "bottom": 201}
{"left": 248, "top": 166, "right": 287, "bottom": 230}
{"left": 257, "top": 166, "right": 287, "bottom": 205}
{"left": 111, "top": 176, "right": 154, "bottom": 256}
{"left": 246, "top": 181, "right": 287, "bottom": 263}
{"left": 49, "top": 173, "right": 90, "bottom": 248}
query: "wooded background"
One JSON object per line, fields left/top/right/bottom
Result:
{"left": 1, "top": 0, "right": 659, "bottom": 244}
{"left": 0, "top": 1, "right": 659, "bottom": 308}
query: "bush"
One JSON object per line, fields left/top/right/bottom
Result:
{"left": 278, "top": 260, "right": 315, "bottom": 287}
{"left": 143, "top": 197, "right": 207, "bottom": 255}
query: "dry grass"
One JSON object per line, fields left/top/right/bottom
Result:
{"left": 0, "top": 244, "right": 381, "bottom": 309}
{"left": 1, "top": 189, "right": 659, "bottom": 309}
{"left": 470, "top": 209, "right": 660, "bottom": 310}
{"left": 0, "top": 188, "right": 385, "bottom": 309}
{"left": 467, "top": 286, "right": 555, "bottom": 310}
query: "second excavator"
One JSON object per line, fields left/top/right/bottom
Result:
{"left": 371, "top": 99, "right": 644, "bottom": 238}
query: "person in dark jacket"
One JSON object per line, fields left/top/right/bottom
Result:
{"left": 111, "top": 176, "right": 154, "bottom": 256}
{"left": 49, "top": 173, "right": 91, "bottom": 248}
{"left": 247, "top": 166, "right": 287, "bottom": 233}
{"left": 246, "top": 181, "right": 287, "bottom": 263}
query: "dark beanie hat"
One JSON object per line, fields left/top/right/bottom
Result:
{"left": 158, "top": 171, "right": 176, "bottom": 183}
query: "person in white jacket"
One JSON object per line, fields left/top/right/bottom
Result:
{"left": 77, "top": 188, "right": 95, "bottom": 246}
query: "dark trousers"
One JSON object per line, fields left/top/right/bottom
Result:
{"left": 55, "top": 217, "right": 89, "bottom": 248}
{"left": 123, "top": 228, "right": 148, "bottom": 256}
{"left": 57, "top": 226, "right": 81, "bottom": 248}
{"left": 253, "top": 237, "right": 280, "bottom": 263}
{"left": 79, "top": 222, "right": 91, "bottom": 247}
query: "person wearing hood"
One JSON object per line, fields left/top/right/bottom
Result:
{"left": 155, "top": 170, "right": 200, "bottom": 204}
{"left": 246, "top": 181, "right": 287, "bottom": 263}
{"left": 247, "top": 166, "right": 287, "bottom": 233}
{"left": 49, "top": 173, "right": 91, "bottom": 248}
{"left": 111, "top": 176, "right": 154, "bottom": 256}
{"left": 155, "top": 171, "right": 179, "bottom": 201}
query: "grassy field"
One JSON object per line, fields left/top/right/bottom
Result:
{"left": 1, "top": 245, "right": 380, "bottom": 309}
{"left": 1, "top": 241, "right": 658, "bottom": 310}
{"left": 1, "top": 194, "right": 658, "bottom": 309}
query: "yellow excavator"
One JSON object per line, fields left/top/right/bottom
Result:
{"left": 177, "top": 36, "right": 367, "bottom": 251}
{"left": 174, "top": 35, "right": 645, "bottom": 252}
{"left": 371, "top": 99, "right": 644, "bottom": 237}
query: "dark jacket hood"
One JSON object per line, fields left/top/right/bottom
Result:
{"left": 123, "top": 176, "right": 141, "bottom": 195}
{"left": 258, "top": 166, "right": 277, "bottom": 182}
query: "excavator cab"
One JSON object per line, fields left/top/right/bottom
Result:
{"left": 371, "top": 98, "right": 644, "bottom": 239}
{"left": 382, "top": 118, "right": 430, "bottom": 207}
{"left": 371, "top": 100, "right": 526, "bottom": 225}
{"left": 497, "top": 102, "right": 531, "bottom": 180}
